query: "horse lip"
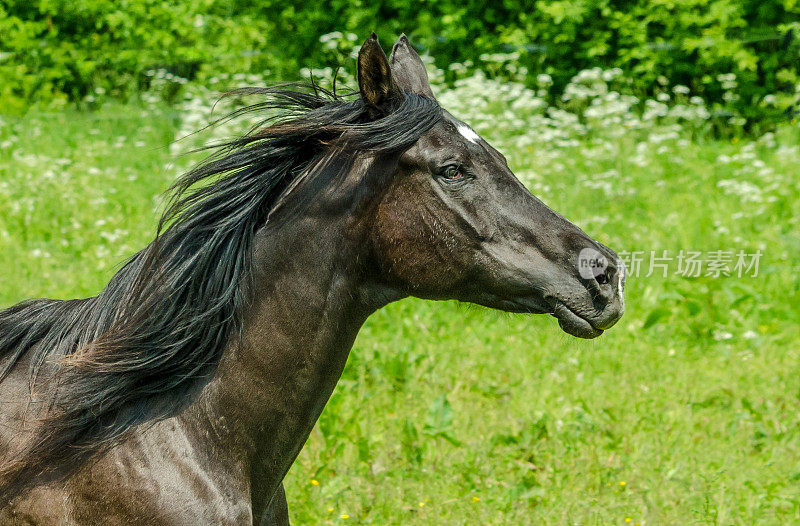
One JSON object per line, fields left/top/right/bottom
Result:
{"left": 551, "top": 302, "right": 604, "bottom": 339}
{"left": 505, "top": 297, "right": 616, "bottom": 339}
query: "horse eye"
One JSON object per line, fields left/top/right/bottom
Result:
{"left": 442, "top": 166, "right": 463, "bottom": 180}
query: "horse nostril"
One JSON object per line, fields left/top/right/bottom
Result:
{"left": 595, "top": 264, "right": 617, "bottom": 287}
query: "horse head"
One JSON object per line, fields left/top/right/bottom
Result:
{"left": 361, "top": 34, "right": 625, "bottom": 337}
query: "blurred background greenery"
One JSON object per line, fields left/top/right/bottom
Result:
{"left": 2, "top": 1, "right": 800, "bottom": 524}
{"left": 1, "top": 0, "right": 799, "bottom": 128}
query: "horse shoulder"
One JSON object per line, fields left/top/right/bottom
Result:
{"left": 7, "top": 417, "right": 252, "bottom": 525}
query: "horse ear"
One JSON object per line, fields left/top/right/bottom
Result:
{"left": 357, "top": 33, "right": 402, "bottom": 117}
{"left": 389, "top": 34, "right": 435, "bottom": 99}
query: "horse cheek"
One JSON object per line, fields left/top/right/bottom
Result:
{"left": 371, "top": 200, "right": 466, "bottom": 297}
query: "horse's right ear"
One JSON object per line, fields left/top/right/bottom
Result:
{"left": 389, "top": 34, "right": 435, "bottom": 99}
{"left": 358, "top": 33, "right": 402, "bottom": 118}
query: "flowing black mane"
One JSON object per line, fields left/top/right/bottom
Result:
{"left": 0, "top": 83, "right": 442, "bottom": 502}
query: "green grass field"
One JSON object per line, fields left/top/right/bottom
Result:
{"left": 1, "top": 88, "right": 799, "bottom": 524}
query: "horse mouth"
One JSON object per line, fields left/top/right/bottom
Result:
{"left": 486, "top": 296, "right": 606, "bottom": 339}
{"left": 551, "top": 303, "right": 604, "bottom": 339}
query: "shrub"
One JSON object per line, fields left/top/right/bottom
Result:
{"left": 0, "top": 0, "right": 798, "bottom": 125}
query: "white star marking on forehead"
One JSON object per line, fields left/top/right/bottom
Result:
{"left": 456, "top": 123, "right": 481, "bottom": 144}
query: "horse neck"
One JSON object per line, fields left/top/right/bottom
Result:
{"left": 182, "top": 206, "right": 393, "bottom": 506}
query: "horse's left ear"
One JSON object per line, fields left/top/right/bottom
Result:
{"left": 389, "top": 34, "right": 436, "bottom": 99}
{"left": 358, "top": 33, "right": 402, "bottom": 118}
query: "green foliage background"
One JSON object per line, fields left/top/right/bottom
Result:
{"left": 1, "top": 0, "right": 798, "bottom": 120}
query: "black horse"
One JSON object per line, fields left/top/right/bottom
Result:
{"left": 0, "top": 34, "right": 624, "bottom": 524}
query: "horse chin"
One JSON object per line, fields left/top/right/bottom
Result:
{"left": 551, "top": 303, "right": 604, "bottom": 339}
{"left": 469, "top": 295, "right": 605, "bottom": 339}
{"left": 483, "top": 295, "right": 551, "bottom": 315}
